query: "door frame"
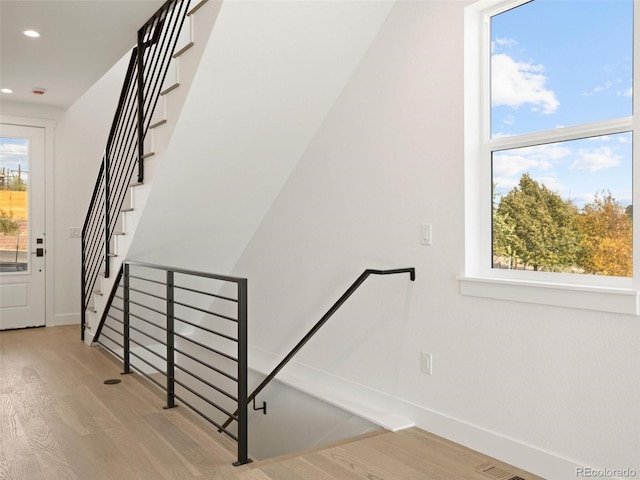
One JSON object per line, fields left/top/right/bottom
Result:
{"left": 1, "top": 115, "right": 55, "bottom": 327}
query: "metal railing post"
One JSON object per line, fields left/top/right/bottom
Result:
{"left": 123, "top": 263, "right": 131, "bottom": 374}
{"left": 81, "top": 237, "right": 86, "bottom": 341}
{"left": 104, "top": 154, "right": 110, "bottom": 279}
{"left": 234, "top": 278, "right": 250, "bottom": 466}
{"left": 136, "top": 28, "right": 145, "bottom": 183}
{"left": 165, "top": 270, "right": 176, "bottom": 409}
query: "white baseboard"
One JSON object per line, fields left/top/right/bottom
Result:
{"left": 396, "top": 399, "right": 584, "bottom": 480}
{"left": 51, "top": 313, "right": 80, "bottom": 327}
{"left": 248, "top": 346, "right": 585, "bottom": 480}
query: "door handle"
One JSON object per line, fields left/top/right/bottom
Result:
{"left": 30, "top": 248, "right": 44, "bottom": 257}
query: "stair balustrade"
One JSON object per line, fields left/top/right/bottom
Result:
{"left": 92, "top": 264, "right": 414, "bottom": 465}
{"left": 93, "top": 261, "right": 251, "bottom": 466}
{"left": 79, "top": 2, "right": 416, "bottom": 462}
{"left": 81, "top": 0, "right": 193, "bottom": 340}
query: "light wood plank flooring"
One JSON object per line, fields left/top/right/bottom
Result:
{"left": 241, "top": 428, "right": 544, "bottom": 480}
{"left": 0, "top": 325, "right": 543, "bottom": 480}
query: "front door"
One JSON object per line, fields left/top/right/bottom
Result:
{"left": 0, "top": 124, "right": 46, "bottom": 329}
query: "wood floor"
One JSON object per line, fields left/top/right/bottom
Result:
{"left": 0, "top": 325, "right": 543, "bottom": 480}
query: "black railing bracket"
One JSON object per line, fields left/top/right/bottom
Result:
{"left": 252, "top": 398, "right": 267, "bottom": 415}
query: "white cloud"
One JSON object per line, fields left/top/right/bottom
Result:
{"left": 572, "top": 189, "right": 632, "bottom": 209}
{"left": 493, "top": 143, "right": 572, "bottom": 195}
{"left": 532, "top": 175, "right": 566, "bottom": 193}
{"left": 493, "top": 37, "right": 518, "bottom": 51}
{"left": 493, "top": 173, "right": 566, "bottom": 197}
{"left": 491, "top": 53, "right": 559, "bottom": 114}
{"left": 582, "top": 80, "right": 614, "bottom": 96}
{"left": 518, "top": 143, "right": 572, "bottom": 161}
{"left": 570, "top": 147, "right": 621, "bottom": 172}
{"left": 0, "top": 142, "right": 27, "bottom": 157}
{"left": 613, "top": 188, "right": 633, "bottom": 206}
{"left": 584, "top": 78, "right": 632, "bottom": 98}
{"left": 618, "top": 86, "right": 632, "bottom": 97}
{"left": 492, "top": 143, "right": 569, "bottom": 178}
{"left": 493, "top": 154, "right": 543, "bottom": 178}
{"left": 492, "top": 176, "right": 519, "bottom": 193}
{"left": 572, "top": 193, "right": 596, "bottom": 208}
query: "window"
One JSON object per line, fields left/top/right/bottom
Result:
{"left": 462, "top": 0, "right": 639, "bottom": 314}
{"left": 0, "top": 136, "right": 28, "bottom": 272}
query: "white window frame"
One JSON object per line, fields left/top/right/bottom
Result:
{"left": 460, "top": 0, "right": 640, "bottom": 315}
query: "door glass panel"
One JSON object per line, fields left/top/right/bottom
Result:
{"left": 0, "top": 136, "right": 29, "bottom": 273}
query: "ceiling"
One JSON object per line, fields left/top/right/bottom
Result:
{"left": 0, "top": 0, "right": 165, "bottom": 109}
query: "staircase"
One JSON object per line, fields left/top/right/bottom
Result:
{"left": 81, "top": 0, "right": 221, "bottom": 343}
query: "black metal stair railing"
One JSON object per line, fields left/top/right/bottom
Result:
{"left": 219, "top": 267, "right": 416, "bottom": 432}
{"left": 81, "top": 0, "right": 192, "bottom": 340}
{"left": 93, "top": 261, "right": 251, "bottom": 466}
{"left": 91, "top": 265, "right": 414, "bottom": 466}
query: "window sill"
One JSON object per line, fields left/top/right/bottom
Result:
{"left": 458, "top": 276, "right": 639, "bottom": 315}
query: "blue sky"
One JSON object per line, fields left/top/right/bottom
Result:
{"left": 0, "top": 137, "right": 29, "bottom": 177}
{"left": 491, "top": 0, "right": 633, "bottom": 209}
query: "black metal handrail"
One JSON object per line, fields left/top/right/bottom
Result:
{"left": 219, "top": 267, "right": 416, "bottom": 432}
{"left": 81, "top": 0, "right": 192, "bottom": 340}
{"left": 93, "top": 261, "right": 251, "bottom": 466}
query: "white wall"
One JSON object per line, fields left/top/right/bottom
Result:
{"left": 126, "top": 1, "right": 640, "bottom": 478}
{"left": 52, "top": 52, "right": 131, "bottom": 325}
{"left": 127, "top": 0, "right": 396, "bottom": 268}
{"left": 0, "top": 51, "right": 131, "bottom": 326}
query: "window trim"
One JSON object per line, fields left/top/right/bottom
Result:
{"left": 462, "top": 0, "right": 640, "bottom": 315}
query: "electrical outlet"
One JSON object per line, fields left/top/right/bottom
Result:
{"left": 421, "top": 352, "right": 432, "bottom": 375}
{"left": 69, "top": 227, "right": 81, "bottom": 238}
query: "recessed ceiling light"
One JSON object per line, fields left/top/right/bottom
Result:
{"left": 23, "top": 30, "right": 40, "bottom": 38}
{"left": 1, "top": 88, "right": 13, "bottom": 94}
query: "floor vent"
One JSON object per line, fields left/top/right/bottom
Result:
{"left": 478, "top": 462, "right": 527, "bottom": 480}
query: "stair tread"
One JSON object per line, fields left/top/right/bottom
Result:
{"left": 161, "top": 83, "right": 180, "bottom": 96}
{"left": 188, "top": 0, "right": 208, "bottom": 15}
{"left": 173, "top": 41, "right": 194, "bottom": 58}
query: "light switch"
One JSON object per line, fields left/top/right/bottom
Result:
{"left": 420, "top": 223, "right": 432, "bottom": 245}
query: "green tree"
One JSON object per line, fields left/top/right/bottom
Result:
{"left": 494, "top": 174, "right": 582, "bottom": 271}
{"left": 577, "top": 193, "right": 632, "bottom": 277}
{"left": 6, "top": 174, "right": 26, "bottom": 191}
{"left": 493, "top": 189, "right": 518, "bottom": 268}
{"left": 0, "top": 208, "right": 19, "bottom": 236}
